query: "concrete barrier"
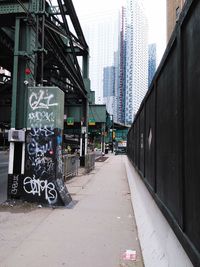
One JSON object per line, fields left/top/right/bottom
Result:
{"left": 124, "top": 157, "right": 193, "bottom": 267}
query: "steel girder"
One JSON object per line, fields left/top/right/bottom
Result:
{"left": 0, "top": 0, "right": 89, "bottom": 103}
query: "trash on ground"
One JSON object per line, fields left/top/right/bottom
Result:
{"left": 122, "top": 250, "right": 137, "bottom": 261}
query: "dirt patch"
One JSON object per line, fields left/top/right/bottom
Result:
{"left": 95, "top": 156, "right": 109, "bottom": 162}
{"left": 0, "top": 199, "right": 44, "bottom": 213}
{"left": 0, "top": 198, "right": 78, "bottom": 213}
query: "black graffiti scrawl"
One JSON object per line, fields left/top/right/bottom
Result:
{"left": 23, "top": 87, "right": 72, "bottom": 206}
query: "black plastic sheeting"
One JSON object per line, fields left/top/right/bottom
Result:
{"left": 127, "top": 1, "right": 200, "bottom": 266}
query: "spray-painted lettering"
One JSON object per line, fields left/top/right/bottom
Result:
{"left": 29, "top": 90, "right": 58, "bottom": 110}
{"left": 56, "top": 144, "right": 63, "bottom": 174}
{"left": 23, "top": 176, "right": 57, "bottom": 204}
{"left": 30, "top": 127, "right": 54, "bottom": 137}
{"left": 34, "top": 156, "right": 55, "bottom": 177}
{"left": 27, "top": 138, "right": 53, "bottom": 157}
{"left": 11, "top": 175, "right": 19, "bottom": 195}
{"left": 28, "top": 111, "right": 55, "bottom": 123}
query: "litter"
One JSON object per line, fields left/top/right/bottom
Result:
{"left": 122, "top": 250, "right": 137, "bottom": 261}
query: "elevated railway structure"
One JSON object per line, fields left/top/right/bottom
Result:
{"left": 0, "top": 0, "right": 92, "bottom": 206}
{"left": 0, "top": 0, "right": 90, "bottom": 125}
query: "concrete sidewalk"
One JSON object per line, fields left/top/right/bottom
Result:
{"left": 0, "top": 154, "right": 144, "bottom": 267}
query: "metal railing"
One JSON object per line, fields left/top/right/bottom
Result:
{"left": 63, "top": 154, "right": 79, "bottom": 181}
{"left": 85, "top": 152, "right": 95, "bottom": 173}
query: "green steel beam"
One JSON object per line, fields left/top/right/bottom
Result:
{"left": 65, "top": 104, "right": 107, "bottom": 124}
{"left": 11, "top": 18, "right": 20, "bottom": 128}
{"left": 0, "top": 3, "right": 28, "bottom": 14}
{"left": 11, "top": 13, "right": 36, "bottom": 129}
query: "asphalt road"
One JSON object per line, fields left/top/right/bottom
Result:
{"left": 0, "top": 151, "right": 9, "bottom": 203}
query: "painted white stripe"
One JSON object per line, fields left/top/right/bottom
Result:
{"left": 8, "top": 142, "right": 14, "bottom": 174}
{"left": 85, "top": 135, "right": 88, "bottom": 155}
{"left": 21, "top": 142, "right": 25, "bottom": 174}
{"left": 80, "top": 137, "right": 83, "bottom": 157}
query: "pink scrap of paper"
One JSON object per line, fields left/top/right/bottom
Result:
{"left": 122, "top": 250, "right": 137, "bottom": 261}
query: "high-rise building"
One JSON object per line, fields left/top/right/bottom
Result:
{"left": 148, "top": 43, "right": 157, "bottom": 87}
{"left": 79, "top": 11, "right": 120, "bottom": 104}
{"left": 103, "top": 66, "right": 115, "bottom": 98}
{"left": 103, "top": 66, "right": 115, "bottom": 115}
{"left": 167, "top": 0, "right": 186, "bottom": 42}
{"left": 113, "top": 51, "right": 120, "bottom": 122}
{"left": 118, "top": 7, "right": 126, "bottom": 124}
{"left": 124, "top": 0, "right": 148, "bottom": 125}
{"left": 76, "top": 1, "right": 148, "bottom": 125}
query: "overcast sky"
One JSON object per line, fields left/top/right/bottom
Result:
{"left": 51, "top": 0, "right": 166, "bottom": 64}
{"left": 72, "top": 0, "right": 166, "bottom": 64}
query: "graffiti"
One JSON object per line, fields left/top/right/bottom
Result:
{"left": 56, "top": 144, "right": 63, "bottom": 174}
{"left": 57, "top": 135, "right": 62, "bottom": 145}
{"left": 56, "top": 178, "right": 72, "bottom": 206}
{"left": 30, "top": 127, "right": 54, "bottom": 137}
{"left": 29, "top": 90, "right": 58, "bottom": 110}
{"left": 11, "top": 175, "right": 19, "bottom": 195}
{"left": 30, "top": 123, "right": 54, "bottom": 130}
{"left": 23, "top": 176, "right": 57, "bottom": 204}
{"left": 28, "top": 111, "right": 55, "bottom": 123}
{"left": 8, "top": 174, "right": 23, "bottom": 198}
{"left": 27, "top": 138, "right": 53, "bottom": 157}
{"left": 34, "top": 156, "right": 55, "bottom": 177}
{"left": 25, "top": 128, "right": 56, "bottom": 181}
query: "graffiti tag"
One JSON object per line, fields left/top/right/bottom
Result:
{"left": 30, "top": 127, "right": 54, "bottom": 137}
{"left": 27, "top": 138, "right": 53, "bottom": 157}
{"left": 23, "top": 176, "right": 57, "bottom": 204}
{"left": 28, "top": 111, "right": 55, "bottom": 123}
{"left": 11, "top": 175, "right": 19, "bottom": 195}
{"left": 29, "top": 90, "right": 58, "bottom": 110}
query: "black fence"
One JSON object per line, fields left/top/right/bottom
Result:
{"left": 127, "top": 1, "right": 200, "bottom": 266}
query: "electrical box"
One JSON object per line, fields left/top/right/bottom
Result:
{"left": 8, "top": 129, "right": 25, "bottom": 142}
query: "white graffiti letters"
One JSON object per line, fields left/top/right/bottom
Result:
{"left": 11, "top": 175, "right": 19, "bottom": 195}
{"left": 29, "top": 90, "right": 58, "bottom": 110}
{"left": 23, "top": 176, "right": 57, "bottom": 204}
{"left": 28, "top": 111, "right": 55, "bottom": 123}
{"left": 56, "top": 145, "right": 63, "bottom": 174}
{"left": 30, "top": 127, "right": 54, "bottom": 137}
{"left": 27, "top": 138, "right": 52, "bottom": 157}
{"left": 34, "top": 156, "right": 55, "bottom": 177}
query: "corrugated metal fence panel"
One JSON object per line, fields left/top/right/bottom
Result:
{"left": 156, "top": 43, "right": 183, "bottom": 226}
{"left": 127, "top": 1, "right": 200, "bottom": 265}
{"left": 133, "top": 125, "right": 136, "bottom": 163}
{"left": 182, "top": 0, "right": 200, "bottom": 253}
{"left": 129, "top": 127, "right": 134, "bottom": 163}
{"left": 145, "top": 89, "right": 156, "bottom": 191}
{"left": 139, "top": 109, "right": 145, "bottom": 176}
{"left": 135, "top": 119, "right": 140, "bottom": 168}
